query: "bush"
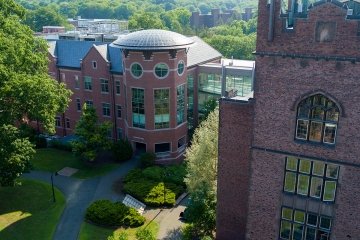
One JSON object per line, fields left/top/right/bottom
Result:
{"left": 34, "top": 135, "right": 47, "bottom": 148}
{"left": 135, "top": 228, "right": 156, "bottom": 240}
{"left": 51, "top": 140, "right": 72, "bottom": 151}
{"left": 122, "top": 165, "right": 187, "bottom": 207}
{"left": 140, "top": 152, "right": 156, "bottom": 168}
{"left": 113, "top": 139, "right": 133, "bottom": 162}
{"left": 123, "top": 180, "right": 183, "bottom": 207}
{"left": 85, "top": 200, "right": 145, "bottom": 227}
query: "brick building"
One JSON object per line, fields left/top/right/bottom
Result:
{"left": 48, "top": 29, "right": 255, "bottom": 162}
{"left": 217, "top": 0, "right": 360, "bottom": 239}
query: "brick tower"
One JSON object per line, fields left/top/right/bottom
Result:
{"left": 217, "top": 0, "right": 360, "bottom": 239}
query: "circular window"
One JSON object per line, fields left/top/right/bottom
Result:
{"left": 131, "top": 63, "right": 143, "bottom": 78}
{"left": 154, "top": 63, "right": 169, "bottom": 78}
{"left": 177, "top": 61, "right": 185, "bottom": 76}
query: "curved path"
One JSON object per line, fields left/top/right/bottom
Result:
{"left": 22, "top": 156, "right": 140, "bottom": 240}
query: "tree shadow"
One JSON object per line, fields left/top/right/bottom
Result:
{"left": 161, "top": 228, "right": 183, "bottom": 240}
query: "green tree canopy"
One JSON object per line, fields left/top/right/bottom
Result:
{"left": 129, "top": 11, "right": 164, "bottom": 30}
{"left": 24, "top": 6, "right": 70, "bottom": 32}
{"left": 0, "top": 0, "right": 71, "bottom": 185}
{"left": 72, "top": 105, "right": 112, "bottom": 162}
{"left": 184, "top": 109, "right": 219, "bottom": 239}
{"left": 0, "top": 125, "right": 35, "bottom": 186}
{"left": 0, "top": 0, "right": 71, "bottom": 132}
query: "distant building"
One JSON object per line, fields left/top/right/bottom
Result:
{"left": 190, "top": 9, "right": 239, "bottom": 28}
{"left": 216, "top": 0, "right": 360, "bottom": 239}
{"left": 242, "top": 7, "right": 254, "bottom": 21}
{"left": 190, "top": 8, "right": 253, "bottom": 29}
{"left": 47, "top": 29, "right": 254, "bottom": 162}
{"left": 42, "top": 26, "right": 65, "bottom": 34}
{"left": 68, "top": 17, "right": 128, "bottom": 33}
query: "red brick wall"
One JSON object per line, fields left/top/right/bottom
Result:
{"left": 217, "top": 0, "right": 360, "bottom": 238}
{"left": 216, "top": 99, "right": 254, "bottom": 240}
{"left": 122, "top": 49, "right": 188, "bottom": 160}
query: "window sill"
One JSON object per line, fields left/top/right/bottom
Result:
{"left": 294, "top": 139, "right": 336, "bottom": 149}
{"left": 282, "top": 191, "right": 335, "bottom": 204}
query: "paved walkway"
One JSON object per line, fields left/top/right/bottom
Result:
{"left": 143, "top": 196, "right": 188, "bottom": 240}
{"left": 22, "top": 156, "right": 140, "bottom": 240}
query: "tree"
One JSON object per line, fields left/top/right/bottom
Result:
{"left": 184, "top": 109, "right": 219, "bottom": 239}
{"left": 129, "top": 12, "right": 164, "bottom": 30}
{"left": 72, "top": 105, "right": 112, "bottom": 162}
{"left": 0, "top": 0, "right": 70, "bottom": 185}
{"left": 24, "top": 6, "right": 70, "bottom": 32}
{"left": 113, "top": 3, "right": 136, "bottom": 20}
{"left": 0, "top": 125, "right": 35, "bottom": 186}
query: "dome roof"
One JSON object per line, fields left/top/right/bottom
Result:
{"left": 113, "top": 29, "right": 194, "bottom": 50}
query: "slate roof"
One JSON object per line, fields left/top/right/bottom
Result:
{"left": 108, "top": 44, "right": 123, "bottom": 73}
{"left": 187, "top": 36, "right": 222, "bottom": 68}
{"left": 54, "top": 40, "right": 104, "bottom": 68}
{"left": 113, "top": 29, "right": 194, "bottom": 50}
{"left": 49, "top": 34, "right": 220, "bottom": 73}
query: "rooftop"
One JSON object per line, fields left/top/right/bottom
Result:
{"left": 112, "top": 29, "right": 194, "bottom": 50}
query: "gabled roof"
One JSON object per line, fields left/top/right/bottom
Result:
{"left": 93, "top": 44, "right": 108, "bottom": 62}
{"left": 48, "top": 41, "right": 57, "bottom": 57}
{"left": 49, "top": 35, "right": 221, "bottom": 72}
{"left": 54, "top": 40, "right": 104, "bottom": 68}
{"left": 108, "top": 44, "right": 123, "bottom": 73}
{"left": 187, "top": 36, "right": 222, "bottom": 68}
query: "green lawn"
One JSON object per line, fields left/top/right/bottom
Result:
{"left": 0, "top": 179, "right": 65, "bottom": 240}
{"left": 31, "top": 148, "right": 120, "bottom": 179}
{"left": 78, "top": 220, "right": 159, "bottom": 240}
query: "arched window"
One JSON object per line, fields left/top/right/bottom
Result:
{"left": 295, "top": 94, "right": 339, "bottom": 145}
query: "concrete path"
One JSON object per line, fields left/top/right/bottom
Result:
{"left": 143, "top": 197, "right": 188, "bottom": 240}
{"left": 22, "top": 156, "right": 140, "bottom": 240}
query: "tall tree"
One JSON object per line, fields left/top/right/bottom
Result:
{"left": 184, "top": 109, "right": 219, "bottom": 239}
{"left": 0, "top": 125, "right": 35, "bottom": 186}
{"left": 72, "top": 105, "right": 112, "bottom": 162}
{"left": 128, "top": 12, "right": 164, "bottom": 30}
{"left": 0, "top": 0, "right": 71, "bottom": 185}
{"left": 24, "top": 6, "right": 69, "bottom": 32}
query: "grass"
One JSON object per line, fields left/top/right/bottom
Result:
{"left": 0, "top": 179, "right": 65, "bottom": 240}
{"left": 31, "top": 148, "right": 120, "bottom": 179}
{"left": 78, "top": 220, "right": 159, "bottom": 240}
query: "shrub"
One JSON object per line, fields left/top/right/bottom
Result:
{"left": 140, "top": 152, "right": 156, "bottom": 168}
{"left": 34, "top": 135, "right": 47, "bottom": 148}
{"left": 122, "top": 165, "right": 187, "bottom": 207}
{"left": 107, "top": 232, "right": 128, "bottom": 240}
{"left": 123, "top": 180, "right": 183, "bottom": 207}
{"left": 136, "top": 228, "right": 156, "bottom": 240}
{"left": 51, "top": 140, "right": 72, "bottom": 151}
{"left": 85, "top": 200, "right": 145, "bottom": 227}
{"left": 113, "top": 139, "right": 133, "bottom": 162}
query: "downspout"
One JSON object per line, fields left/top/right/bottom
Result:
{"left": 268, "top": 0, "right": 275, "bottom": 41}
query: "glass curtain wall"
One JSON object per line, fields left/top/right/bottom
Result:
{"left": 177, "top": 85, "right": 186, "bottom": 125}
{"left": 132, "top": 88, "right": 145, "bottom": 128}
{"left": 225, "top": 75, "right": 252, "bottom": 97}
{"left": 154, "top": 89, "right": 170, "bottom": 129}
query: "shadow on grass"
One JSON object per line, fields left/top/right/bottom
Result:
{"left": 162, "top": 228, "right": 183, "bottom": 240}
{"left": 0, "top": 179, "right": 65, "bottom": 240}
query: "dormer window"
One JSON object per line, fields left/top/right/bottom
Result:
{"left": 295, "top": 94, "right": 339, "bottom": 145}
{"left": 92, "top": 61, "right": 97, "bottom": 69}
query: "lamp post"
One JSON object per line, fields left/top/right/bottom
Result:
{"left": 51, "top": 172, "right": 58, "bottom": 203}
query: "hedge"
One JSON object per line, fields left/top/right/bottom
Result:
{"left": 123, "top": 165, "right": 186, "bottom": 207}
{"left": 112, "top": 139, "right": 133, "bottom": 162}
{"left": 85, "top": 200, "right": 145, "bottom": 227}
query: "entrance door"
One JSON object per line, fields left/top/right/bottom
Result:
{"left": 134, "top": 142, "right": 146, "bottom": 153}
